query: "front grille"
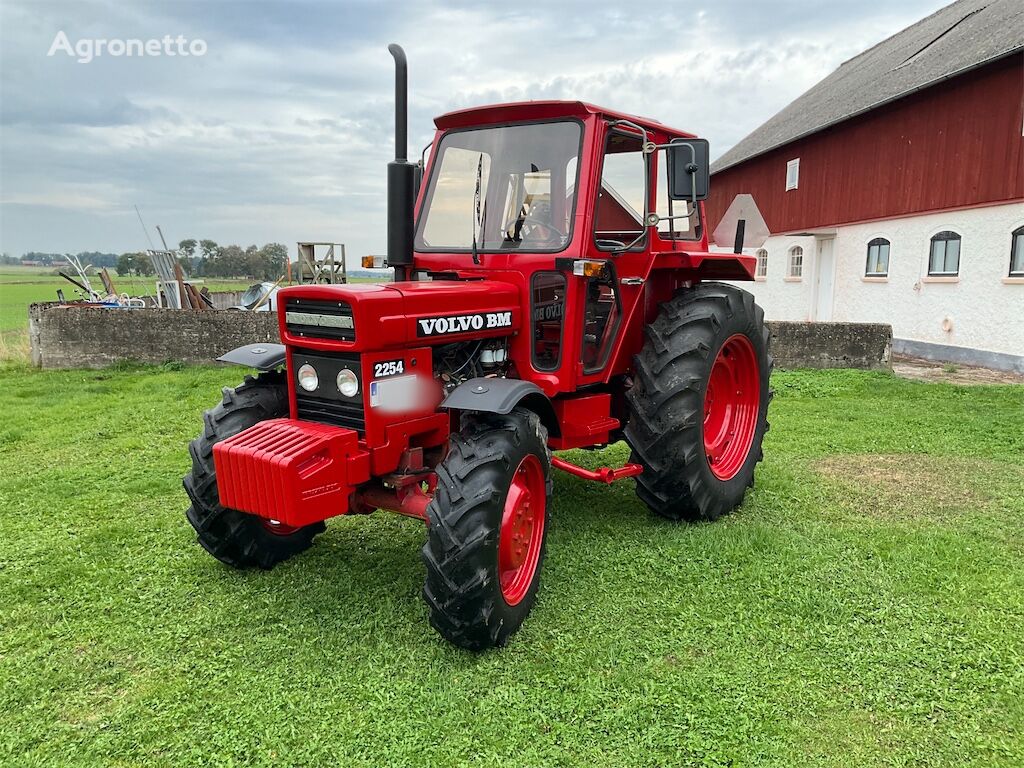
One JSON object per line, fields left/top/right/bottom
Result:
{"left": 285, "top": 297, "right": 355, "bottom": 341}
{"left": 295, "top": 395, "right": 366, "bottom": 432}
{"left": 292, "top": 349, "right": 365, "bottom": 433}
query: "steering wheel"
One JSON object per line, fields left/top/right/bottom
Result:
{"left": 519, "top": 215, "right": 563, "bottom": 242}
{"left": 595, "top": 238, "right": 626, "bottom": 249}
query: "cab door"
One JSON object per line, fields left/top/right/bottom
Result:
{"left": 575, "top": 126, "right": 646, "bottom": 381}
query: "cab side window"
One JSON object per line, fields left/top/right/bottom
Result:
{"left": 593, "top": 132, "right": 646, "bottom": 251}
{"left": 531, "top": 271, "right": 566, "bottom": 371}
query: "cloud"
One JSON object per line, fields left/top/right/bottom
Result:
{"left": 0, "top": 0, "right": 949, "bottom": 259}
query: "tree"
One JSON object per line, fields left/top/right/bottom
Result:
{"left": 258, "top": 243, "right": 288, "bottom": 280}
{"left": 207, "top": 244, "right": 244, "bottom": 278}
{"left": 75, "top": 251, "right": 119, "bottom": 268}
{"left": 199, "top": 239, "right": 218, "bottom": 259}
{"left": 179, "top": 239, "right": 197, "bottom": 259}
{"left": 117, "top": 251, "right": 153, "bottom": 276}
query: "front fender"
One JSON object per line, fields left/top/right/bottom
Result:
{"left": 217, "top": 343, "right": 287, "bottom": 370}
{"left": 439, "top": 377, "right": 559, "bottom": 437}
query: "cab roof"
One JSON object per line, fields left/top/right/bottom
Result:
{"left": 434, "top": 100, "right": 696, "bottom": 138}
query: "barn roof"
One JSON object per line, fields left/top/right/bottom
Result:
{"left": 711, "top": 0, "right": 1024, "bottom": 174}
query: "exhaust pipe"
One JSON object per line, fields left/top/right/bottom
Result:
{"left": 387, "top": 43, "right": 415, "bottom": 282}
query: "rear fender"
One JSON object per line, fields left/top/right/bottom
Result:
{"left": 440, "top": 377, "right": 560, "bottom": 438}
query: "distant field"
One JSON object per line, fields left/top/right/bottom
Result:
{"left": 0, "top": 266, "right": 380, "bottom": 338}
{"left": 0, "top": 266, "right": 378, "bottom": 358}
{"left": 0, "top": 266, "right": 254, "bottom": 336}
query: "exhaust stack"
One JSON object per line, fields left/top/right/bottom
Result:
{"left": 387, "top": 43, "right": 415, "bottom": 282}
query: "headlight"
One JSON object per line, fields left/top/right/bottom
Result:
{"left": 336, "top": 368, "right": 359, "bottom": 397}
{"left": 297, "top": 363, "right": 318, "bottom": 392}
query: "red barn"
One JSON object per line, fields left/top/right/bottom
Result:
{"left": 707, "top": 0, "right": 1023, "bottom": 372}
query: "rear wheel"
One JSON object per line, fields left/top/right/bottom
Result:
{"left": 422, "top": 409, "right": 552, "bottom": 650}
{"left": 183, "top": 371, "right": 325, "bottom": 569}
{"left": 624, "top": 282, "right": 771, "bottom": 522}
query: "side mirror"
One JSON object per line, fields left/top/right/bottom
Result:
{"left": 667, "top": 138, "right": 710, "bottom": 202}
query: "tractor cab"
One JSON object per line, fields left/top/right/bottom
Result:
{"left": 396, "top": 100, "right": 755, "bottom": 400}
{"left": 184, "top": 45, "right": 771, "bottom": 651}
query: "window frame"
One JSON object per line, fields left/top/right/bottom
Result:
{"left": 593, "top": 127, "right": 650, "bottom": 253}
{"left": 865, "top": 237, "right": 890, "bottom": 277}
{"left": 530, "top": 270, "right": 567, "bottom": 372}
{"left": 755, "top": 248, "right": 768, "bottom": 279}
{"left": 785, "top": 158, "right": 800, "bottom": 191}
{"left": 787, "top": 245, "right": 803, "bottom": 279}
{"left": 1010, "top": 226, "right": 1024, "bottom": 277}
{"left": 928, "top": 231, "right": 962, "bottom": 277}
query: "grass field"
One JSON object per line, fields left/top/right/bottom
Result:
{"left": 0, "top": 363, "right": 1021, "bottom": 766}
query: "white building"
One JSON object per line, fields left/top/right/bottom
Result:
{"left": 706, "top": 0, "right": 1024, "bottom": 372}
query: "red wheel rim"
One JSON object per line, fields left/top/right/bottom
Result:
{"left": 703, "top": 334, "right": 761, "bottom": 481}
{"left": 262, "top": 519, "right": 300, "bottom": 536}
{"left": 498, "top": 454, "right": 546, "bottom": 606}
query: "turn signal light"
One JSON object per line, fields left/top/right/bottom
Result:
{"left": 572, "top": 260, "right": 606, "bottom": 278}
{"left": 362, "top": 254, "right": 387, "bottom": 269}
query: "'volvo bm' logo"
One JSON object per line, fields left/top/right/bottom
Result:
{"left": 417, "top": 312, "right": 512, "bottom": 337}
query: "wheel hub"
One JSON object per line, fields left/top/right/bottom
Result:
{"left": 261, "top": 518, "right": 301, "bottom": 536}
{"left": 498, "top": 454, "right": 546, "bottom": 606}
{"left": 703, "top": 334, "right": 761, "bottom": 481}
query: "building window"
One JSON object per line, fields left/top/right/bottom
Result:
{"left": 928, "top": 231, "right": 961, "bottom": 276}
{"left": 865, "top": 237, "right": 890, "bottom": 276}
{"left": 787, "top": 246, "right": 803, "bottom": 278}
{"left": 785, "top": 158, "right": 799, "bottom": 191}
{"left": 1010, "top": 227, "right": 1024, "bottom": 276}
{"left": 755, "top": 248, "right": 768, "bottom": 278}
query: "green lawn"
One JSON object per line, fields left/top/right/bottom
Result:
{"left": 0, "top": 364, "right": 1021, "bottom": 766}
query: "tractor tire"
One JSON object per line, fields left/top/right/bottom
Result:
{"left": 422, "top": 408, "right": 552, "bottom": 651}
{"left": 183, "top": 370, "right": 325, "bottom": 569}
{"left": 624, "top": 282, "right": 771, "bottom": 522}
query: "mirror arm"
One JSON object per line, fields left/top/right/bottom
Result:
{"left": 640, "top": 139, "right": 700, "bottom": 227}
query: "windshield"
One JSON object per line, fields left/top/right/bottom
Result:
{"left": 415, "top": 121, "right": 582, "bottom": 253}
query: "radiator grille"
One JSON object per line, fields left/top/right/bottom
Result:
{"left": 285, "top": 297, "right": 355, "bottom": 341}
{"left": 295, "top": 395, "right": 366, "bottom": 432}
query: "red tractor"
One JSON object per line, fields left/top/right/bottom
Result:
{"left": 184, "top": 45, "right": 771, "bottom": 650}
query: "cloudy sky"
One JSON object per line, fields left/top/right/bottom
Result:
{"left": 0, "top": 0, "right": 948, "bottom": 262}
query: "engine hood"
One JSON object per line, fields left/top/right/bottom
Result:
{"left": 276, "top": 280, "right": 521, "bottom": 351}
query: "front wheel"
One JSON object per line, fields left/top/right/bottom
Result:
{"left": 624, "top": 282, "right": 771, "bottom": 522}
{"left": 421, "top": 409, "right": 552, "bottom": 651}
{"left": 183, "top": 371, "right": 325, "bottom": 569}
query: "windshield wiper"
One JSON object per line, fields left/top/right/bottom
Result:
{"left": 471, "top": 153, "right": 484, "bottom": 265}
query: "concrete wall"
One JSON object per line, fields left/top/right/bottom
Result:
{"left": 732, "top": 200, "right": 1024, "bottom": 370}
{"left": 29, "top": 301, "right": 890, "bottom": 372}
{"left": 29, "top": 303, "right": 280, "bottom": 369}
{"left": 768, "top": 321, "right": 891, "bottom": 371}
